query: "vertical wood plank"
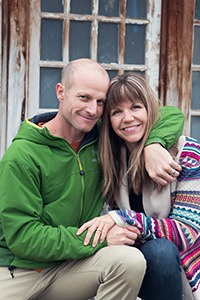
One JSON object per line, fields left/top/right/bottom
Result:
{"left": 6, "top": 0, "right": 28, "bottom": 148}
{"left": 159, "top": 0, "right": 195, "bottom": 134}
{"left": 146, "top": 0, "right": 162, "bottom": 97}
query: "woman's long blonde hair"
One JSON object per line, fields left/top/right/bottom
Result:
{"left": 99, "top": 73, "right": 160, "bottom": 207}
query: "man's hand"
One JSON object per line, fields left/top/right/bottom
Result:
{"left": 144, "top": 143, "right": 182, "bottom": 186}
{"left": 107, "top": 224, "right": 140, "bottom": 246}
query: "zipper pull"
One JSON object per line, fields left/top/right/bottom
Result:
{"left": 8, "top": 265, "right": 16, "bottom": 278}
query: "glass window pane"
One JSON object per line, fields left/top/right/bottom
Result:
{"left": 193, "top": 26, "right": 200, "bottom": 64}
{"left": 98, "top": 23, "right": 118, "bottom": 63}
{"left": 69, "top": 21, "right": 91, "bottom": 61}
{"left": 41, "top": 19, "right": 63, "bottom": 61}
{"left": 41, "top": 0, "right": 63, "bottom": 13}
{"left": 191, "top": 116, "right": 200, "bottom": 141}
{"left": 99, "top": 0, "right": 119, "bottom": 17}
{"left": 195, "top": 0, "right": 200, "bottom": 20}
{"left": 40, "top": 68, "right": 61, "bottom": 109}
{"left": 70, "top": 0, "right": 92, "bottom": 15}
{"left": 126, "top": 0, "right": 147, "bottom": 18}
{"left": 107, "top": 70, "right": 118, "bottom": 80}
{"left": 192, "top": 71, "right": 200, "bottom": 109}
{"left": 125, "top": 24, "right": 146, "bottom": 64}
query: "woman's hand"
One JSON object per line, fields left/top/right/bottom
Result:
{"left": 77, "top": 214, "right": 141, "bottom": 247}
{"left": 144, "top": 143, "right": 182, "bottom": 187}
{"left": 77, "top": 214, "right": 115, "bottom": 247}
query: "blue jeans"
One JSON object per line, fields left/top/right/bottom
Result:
{"left": 138, "top": 239, "right": 182, "bottom": 300}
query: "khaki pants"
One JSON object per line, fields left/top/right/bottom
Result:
{"left": 0, "top": 246, "right": 146, "bottom": 300}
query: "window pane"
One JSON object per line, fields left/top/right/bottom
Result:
{"left": 191, "top": 116, "right": 200, "bottom": 141}
{"left": 192, "top": 71, "right": 200, "bottom": 109}
{"left": 126, "top": 0, "right": 147, "bottom": 18}
{"left": 195, "top": 0, "right": 200, "bottom": 20}
{"left": 40, "top": 68, "right": 61, "bottom": 109}
{"left": 125, "top": 24, "right": 145, "bottom": 64}
{"left": 107, "top": 70, "right": 118, "bottom": 80}
{"left": 98, "top": 23, "right": 118, "bottom": 63}
{"left": 70, "top": 0, "right": 92, "bottom": 14}
{"left": 193, "top": 26, "right": 200, "bottom": 64}
{"left": 41, "top": 0, "right": 63, "bottom": 13}
{"left": 69, "top": 21, "right": 91, "bottom": 61}
{"left": 99, "top": 0, "right": 119, "bottom": 17}
{"left": 41, "top": 19, "right": 63, "bottom": 61}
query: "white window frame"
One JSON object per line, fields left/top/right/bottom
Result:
{"left": 28, "top": 0, "right": 161, "bottom": 117}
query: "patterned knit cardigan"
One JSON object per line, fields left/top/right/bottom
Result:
{"left": 109, "top": 136, "right": 200, "bottom": 300}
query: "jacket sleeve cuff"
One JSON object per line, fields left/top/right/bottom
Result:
{"left": 108, "top": 211, "right": 129, "bottom": 227}
{"left": 145, "top": 137, "right": 166, "bottom": 148}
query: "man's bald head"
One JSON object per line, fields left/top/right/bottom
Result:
{"left": 61, "top": 58, "right": 109, "bottom": 91}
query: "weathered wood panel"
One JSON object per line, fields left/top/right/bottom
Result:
{"left": 159, "top": 0, "right": 195, "bottom": 134}
{"left": 0, "top": 0, "right": 2, "bottom": 155}
{"left": 1, "top": 0, "right": 28, "bottom": 153}
{"left": 1, "top": 0, "right": 9, "bottom": 157}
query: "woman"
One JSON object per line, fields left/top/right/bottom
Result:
{"left": 77, "top": 73, "right": 200, "bottom": 300}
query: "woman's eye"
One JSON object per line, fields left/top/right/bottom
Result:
{"left": 132, "top": 104, "right": 142, "bottom": 110}
{"left": 111, "top": 110, "right": 120, "bottom": 116}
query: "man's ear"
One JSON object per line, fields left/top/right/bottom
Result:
{"left": 56, "top": 83, "right": 64, "bottom": 101}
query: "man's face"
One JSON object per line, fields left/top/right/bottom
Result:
{"left": 58, "top": 68, "right": 109, "bottom": 135}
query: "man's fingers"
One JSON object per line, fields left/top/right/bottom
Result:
{"left": 154, "top": 176, "right": 171, "bottom": 186}
{"left": 126, "top": 226, "right": 141, "bottom": 236}
{"left": 151, "top": 165, "right": 181, "bottom": 186}
{"left": 170, "top": 161, "right": 182, "bottom": 172}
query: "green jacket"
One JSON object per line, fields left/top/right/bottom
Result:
{"left": 0, "top": 107, "right": 184, "bottom": 269}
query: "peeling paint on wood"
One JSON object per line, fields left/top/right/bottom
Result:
{"left": 2, "top": 0, "right": 28, "bottom": 150}
{"left": 146, "top": 0, "right": 161, "bottom": 96}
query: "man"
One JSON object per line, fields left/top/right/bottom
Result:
{"left": 0, "top": 59, "right": 183, "bottom": 299}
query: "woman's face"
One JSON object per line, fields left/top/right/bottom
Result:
{"left": 110, "top": 99, "right": 148, "bottom": 151}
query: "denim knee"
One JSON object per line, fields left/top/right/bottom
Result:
{"left": 139, "top": 239, "right": 182, "bottom": 300}
{"left": 140, "top": 238, "right": 181, "bottom": 275}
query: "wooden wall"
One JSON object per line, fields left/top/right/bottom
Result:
{"left": 159, "top": 0, "right": 195, "bottom": 134}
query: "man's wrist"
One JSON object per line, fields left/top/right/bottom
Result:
{"left": 145, "top": 138, "right": 166, "bottom": 148}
